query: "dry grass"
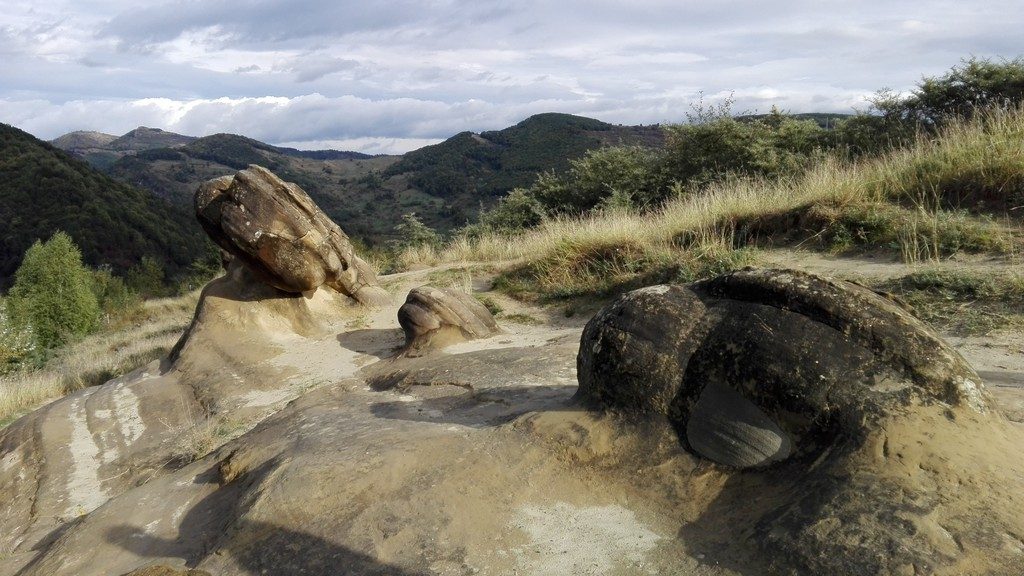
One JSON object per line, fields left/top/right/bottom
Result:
{"left": 394, "top": 109, "right": 1022, "bottom": 300}
{"left": 874, "top": 267, "right": 1024, "bottom": 335}
{"left": 0, "top": 292, "right": 198, "bottom": 428}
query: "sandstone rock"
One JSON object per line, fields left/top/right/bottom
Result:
{"left": 577, "top": 268, "right": 990, "bottom": 466}
{"left": 397, "top": 286, "right": 499, "bottom": 354}
{"left": 576, "top": 267, "right": 1015, "bottom": 574}
{"left": 122, "top": 567, "right": 211, "bottom": 576}
{"left": 195, "top": 164, "right": 388, "bottom": 306}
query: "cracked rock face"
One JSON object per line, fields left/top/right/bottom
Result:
{"left": 397, "top": 286, "right": 499, "bottom": 355}
{"left": 195, "top": 165, "right": 389, "bottom": 306}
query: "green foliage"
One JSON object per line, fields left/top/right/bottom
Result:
{"left": 0, "top": 298, "right": 37, "bottom": 374}
{"left": 125, "top": 256, "right": 169, "bottom": 298}
{"left": 473, "top": 108, "right": 829, "bottom": 232}
{"left": 90, "top": 267, "right": 142, "bottom": 322}
{"left": 664, "top": 108, "right": 827, "bottom": 186}
{"left": 7, "top": 232, "right": 101, "bottom": 350}
{"left": 0, "top": 123, "right": 205, "bottom": 288}
{"left": 394, "top": 213, "right": 441, "bottom": 249}
{"left": 907, "top": 57, "right": 1024, "bottom": 127}
{"left": 535, "top": 146, "right": 670, "bottom": 214}
{"left": 835, "top": 57, "right": 1024, "bottom": 155}
{"left": 469, "top": 188, "right": 547, "bottom": 236}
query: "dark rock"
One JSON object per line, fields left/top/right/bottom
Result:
{"left": 397, "top": 286, "right": 499, "bottom": 355}
{"left": 576, "top": 267, "right": 1006, "bottom": 574}
{"left": 194, "top": 165, "right": 388, "bottom": 306}
{"left": 577, "top": 268, "right": 991, "bottom": 466}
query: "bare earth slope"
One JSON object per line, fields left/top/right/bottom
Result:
{"left": 1, "top": 256, "right": 1022, "bottom": 576}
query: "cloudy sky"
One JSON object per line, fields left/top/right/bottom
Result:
{"left": 1, "top": 0, "right": 1020, "bottom": 154}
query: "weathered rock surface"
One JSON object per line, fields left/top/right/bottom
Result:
{"left": 122, "top": 566, "right": 211, "bottom": 576}
{"left": 195, "top": 164, "right": 389, "bottom": 306}
{"left": 397, "top": 285, "right": 499, "bottom": 354}
{"left": 1, "top": 264, "right": 1022, "bottom": 576}
{"left": 577, "top": 268, "right": 1022, "bottom": 574}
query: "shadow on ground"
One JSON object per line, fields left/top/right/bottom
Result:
{"left": 105, "top": 460, "right": 425, "bottom": 576}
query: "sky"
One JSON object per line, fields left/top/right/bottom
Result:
{"left": 1, "top": 0, "right": 1021, "bottom": 154}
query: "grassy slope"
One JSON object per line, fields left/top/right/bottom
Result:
{"left": 399, "top": 108, "right": 1023, "bottom": 303}
{"left": 0, "top": 293, "right": 197, "bottom": 427}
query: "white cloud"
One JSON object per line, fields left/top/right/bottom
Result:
{"left": 0, "top": 0, "right": 1022, "bottom": 151}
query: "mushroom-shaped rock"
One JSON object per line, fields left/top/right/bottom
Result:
{"left": 195, "top": 165, "right": 389, "bottom": 306}
{"left": 398, "top": 286, "right": 499, "bottom": 354}
{"left": 577, "top": 268, "right": 990, "bottom": 467}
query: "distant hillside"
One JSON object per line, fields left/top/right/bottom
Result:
{"left": 386, "top": 113, "right": 664, "bottom": 200}
{"left": 108, "top": 127, "right": 196, "bottom": 151}
{"left": 0, "top": 123, "right": 206, "bottom": 287}
{"left": 50, "top": 131, "right": 117, "bottom": 150}
{"left": 50, "top": 126, "right": 197, "bottom": 170}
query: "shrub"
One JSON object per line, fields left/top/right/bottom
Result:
{"left": 663, "top": 108, "right": 827, "bottom": 186}
{"left": 126, "top": 256, "right": 168, "bottom": 298}
{"left": 90, "top": 267, "right": 143, "bottom": 323}
{"left": 534, "top": 146, "right": 670, "bottom": 214}
{"left": 0, "top": 299, "right": 37, "bottom": 373}
{"left": 7, "top": 232, "right": 101, "bottom": 350}
{"left": 394, "top": 213, "right": 441, "bottom": 249}
{"left": 474, "top": 188, "right": 547, "bottom": 235}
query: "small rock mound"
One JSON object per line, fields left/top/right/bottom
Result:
{"left": 195, "top": 164, "right": 388, "bottom": 306}
{"left": 576, "top": 268, "right": 1021, "bottom": 574}
{"left": 397, "top": 286, "right": 499, "bottom": 355}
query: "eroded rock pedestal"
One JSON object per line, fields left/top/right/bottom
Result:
{"left": 577, "top": 268, "right": 1022, "bottom": 574}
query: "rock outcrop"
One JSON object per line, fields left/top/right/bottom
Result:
{"left": 397, "top": 285, "right": 499, "bottom": 354}
{"left": 576, "top": 268, "right": 1022, "bottom": 574}
{"left": 195, "top": 165, "right": 388, "bottom": 306}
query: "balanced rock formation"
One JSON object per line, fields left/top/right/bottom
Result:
{"left": 195, "top": 165, "right": 388, "bottom": 306}
{"left": 397, "top": 286, "right": 499, "bottom": 354}
{"left": 576, "top": 268, "right": 1021, "bottom": 574}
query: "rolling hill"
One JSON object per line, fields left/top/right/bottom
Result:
{"left": 0, "top": 123, "right": 206, "bottom": 287}
{"left": 53, "top": 114, "right": 665, "bottom": 245}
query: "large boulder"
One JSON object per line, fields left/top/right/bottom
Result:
{"left": 576, "top": 268, "right": 1020, "bottom": 574}
{"left": 397, "top": 286, "right": 499, "bottom": 355}
{"left": 195, "top": 165, "right": 388, "bottom": 306}
{"left": 577, "top": 268, "right": 990, "bottom": 466}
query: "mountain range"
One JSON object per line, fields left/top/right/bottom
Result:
{"left": 50, "top": 113, "right": 664, "bottom": 244}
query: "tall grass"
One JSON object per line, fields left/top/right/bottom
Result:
{"left": 0, "top": 292, "right": 197, "bottom": 428}
{"left": 395, "top": 108, "right": 1022, "bottom": 299}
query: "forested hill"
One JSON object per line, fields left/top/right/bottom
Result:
{"left": 0, "top": 123, "right": 206, "bottom": 287}
{"left": 385, "top": 112, "right": 664, "bottom": 200}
